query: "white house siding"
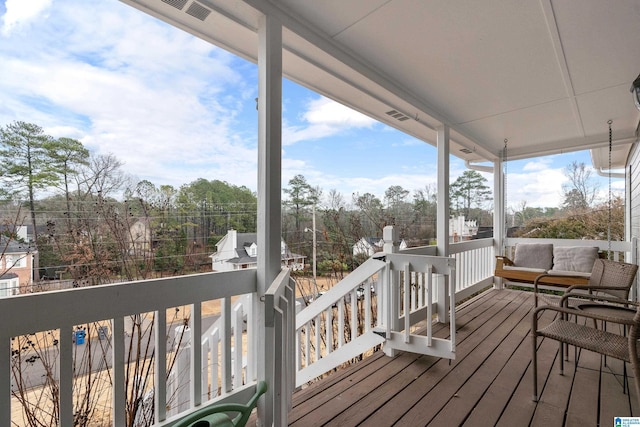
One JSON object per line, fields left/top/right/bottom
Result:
{"left": 210, "top": 231, "right": 237, "bottom": 272}
{"left": 210, "top": 230, "right": 304, "bottom": 272}
{"left": 629, "top": 142, "right": 640, "bottom": 250}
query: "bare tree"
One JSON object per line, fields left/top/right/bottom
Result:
{"left": 562, "top": 161, "right": 599, "bottom": 211}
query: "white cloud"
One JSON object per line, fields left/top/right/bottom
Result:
{"left": 0, "top": 0, "right": 258, "bottom": 191}
{"left": 520, "top": 158, "right": 552, "bottom": 172}
{"left": 283, "top": 96, "right": 376, "bottom": 145}
{"left": 1, "top": 0, "right": 52, "bottom": 36}
{"left": 506, "top": 168, "right": 566, "bottom": 209}
{"left": 0, "top": 0, "right": 619, "bottom": 209}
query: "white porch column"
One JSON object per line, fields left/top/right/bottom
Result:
{"left": 493, "top": 157, "right": 505, "bottom": 289}
{"left": 382, "top": 225, "right": 399, "bottom": 357}
{"left": 436, "top": 125, "right": 450, "bottom": 323}
{"left": 256, "top": 12, "right": 282, "bottom": 427}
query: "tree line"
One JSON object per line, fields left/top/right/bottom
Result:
{"left": 0, "top": 121, "right": 257, "bottom": 284}
{"left": 1, "top": 121, "right": 620, "bottom": 283}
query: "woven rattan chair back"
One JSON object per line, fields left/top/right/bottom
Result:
{"left": 588, "top": 258, "right": 638, "bottom": 300}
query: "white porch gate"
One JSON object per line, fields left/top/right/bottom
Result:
{"left": 295, "top": 247, "right": 457, "bottom": 387}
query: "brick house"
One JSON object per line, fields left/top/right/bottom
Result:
{"left": 0, "top": 236, "right": 36, "bottom": 296}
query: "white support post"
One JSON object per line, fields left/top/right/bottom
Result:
{"left": 112, "top": 317, "right": 126, "bottom": 427}
{"left": 256, "top": 12, "right": 282, "bottom": 427}
{"left": 175, "top": 325, "right": 191, "bottom": 413}
{"left": 383, "top": 225, "right": 399, "bottom": 357}
{"left": 436, "top": 125, "right": 450, "bottom": 323}
{"left": 154, "top": 309, "right": 167, "bottom": 422}
{"left": 60, "top": 325, "right": 73, "bottom": 427}
{"left": 0, "top": 335, "right": 8, "bottom": 427}
{"left": 191, "top": 303, "right": 202, "bottom": 406}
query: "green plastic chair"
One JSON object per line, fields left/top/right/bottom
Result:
{"left": 172, "top": 381, "right": 267, "bottom": 427}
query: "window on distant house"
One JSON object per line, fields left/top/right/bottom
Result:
{"left": 0, "top": 277, "right": 18, "bottom": 297}
{"left": 5, "top": 254, "right": 26, "bottom": 269}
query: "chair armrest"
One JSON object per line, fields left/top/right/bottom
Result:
{"left": 495, "top": 256, "right": 515, "bottom": 268}
{"left": 560, "top": 290, "right": 639, "bottom": 308}
{"left": 565, "top": 284, "right": 634, "bottom": 296}
{"left": 533, "top": 304, "right": 637, "bottom": 327}
{"left": 533, "top": 272, "right": 590, "bottom": 300}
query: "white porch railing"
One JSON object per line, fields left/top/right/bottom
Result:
{"left": 264, "top": 268, "right": 295, "bottom": 426}
{"left": 449, "top": 237, "right": 495, "bottom": 300}
{"left": 295, "top": 252, "right": 459, "bottom": 387}
{"left": 295, "top": 257, "right": 387, "bottom": 386}
{"left": 8, "top": 232, "right": 629, "bottom": 425}
{"left": 295, "top": 230, "right": 496, "bottom": 387}
{"left": 0, "top": 269, "right": 285, "bottom": 427}
{"left": 296, "top": 228, "right": 493, "bottom": 386}
{"left": 168, "top": 293, "right": 254, "bottom": 417}
{"left": 396, "top": 237, "right": 495, "bottom": 299}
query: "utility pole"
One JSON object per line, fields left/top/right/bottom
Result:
{"left": 312, "top": 203, "right": 317, "bottom": 295}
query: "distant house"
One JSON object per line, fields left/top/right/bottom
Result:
{"left": 128, "top": 218, "right": 154, "bottom": 256}
{"left": 210, "top": 230, "right": 305, "bottom": 272}
{"left": 353, "top": 236, "right": 407, "bottom": 257}
{"left": 0, "top": 236, "right": 36, "bottom": 296}
{"left": 353, "top": 237, "right": 383, "bottom": 257}
{"left": 449, "top": 216, "right": 479, "bottom": 242}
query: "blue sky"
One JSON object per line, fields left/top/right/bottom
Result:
{"left": 0, "top": 0, "right": 623, "bottom": 210}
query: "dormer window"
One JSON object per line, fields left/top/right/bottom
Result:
{"left": 247, "top": 243, "right": 258, "bottom": 257}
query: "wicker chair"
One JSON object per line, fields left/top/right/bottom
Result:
{"left": 532, "top": 293, "right": 640, "bottom": 403}
{"left": 533, "top": 258, "right": 638, "bottom": 307}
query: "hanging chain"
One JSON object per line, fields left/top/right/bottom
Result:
{"left": 503, "top": 139, "right": 508, "bottom": 255}
{"left": 608, "top": 119, "right": 613, "bottom": 260}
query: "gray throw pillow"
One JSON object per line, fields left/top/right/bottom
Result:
{"left": 552, "top": 246, "right": 598, "bottom": 273}
{"left": 513, "top": 243, "right": 553, "bottom": 270}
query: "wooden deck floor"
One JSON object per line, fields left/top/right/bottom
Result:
{"left": 288, "top": 288, "right": 639, "bottom": 426}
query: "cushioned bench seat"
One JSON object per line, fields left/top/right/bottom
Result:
{"left": 495, "top": 243, "right": 598, "bottom": 287}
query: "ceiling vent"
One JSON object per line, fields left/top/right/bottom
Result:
{"left": 161, "top": 0, "right": 189, "bottom": 10}
{"left": 186, "top": 2, "right": 211, "bottom": 21}
{"left": 459, "top": 148, "right": 473, "bottom": 154}
{"left": 385, "top": 109, "right": 410, "bottom": 122}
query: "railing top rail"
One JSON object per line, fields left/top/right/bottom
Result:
{"left": 449, "top": 237, "right": 494, "bottom": 254}
{"left": 0, "top": 269, "right": 257, "bottom": 337}
{"left": 399, "top": 245, "right": 438, "bottom": 256}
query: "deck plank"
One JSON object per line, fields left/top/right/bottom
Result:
{"left": 565, "top": 350, "right": 602, "bottom": 425}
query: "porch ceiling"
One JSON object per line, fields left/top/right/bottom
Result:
{"left": 122, "top": 0, "right": 640, "bottom": 168}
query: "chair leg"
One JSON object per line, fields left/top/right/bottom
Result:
{"left": 533, "top": 333, "right": 539, "bottom": 401}
{"left": 559, "top": 341, "right": 564, "bottom": 375}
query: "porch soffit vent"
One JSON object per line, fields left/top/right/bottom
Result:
{"left": 161, "top": 0, "right": 188, "bottom": 10}
{"left": 459, "top": 148, "right": 473, "bottom": 154}
{"left": 186, "top": 2, "right": 212, "bottom": 21}
{"left": 385, "top": 109, "right": 410, "bottom": 122}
